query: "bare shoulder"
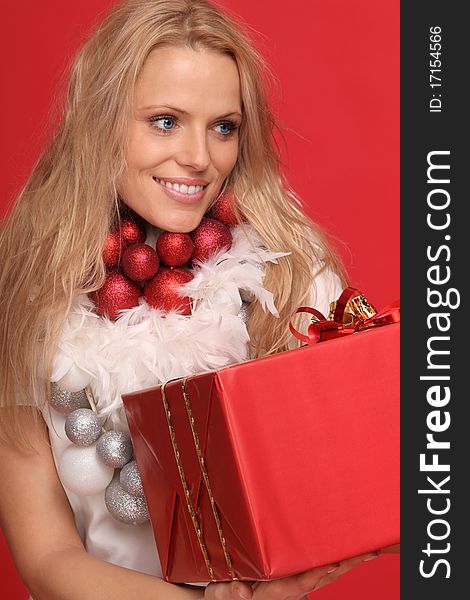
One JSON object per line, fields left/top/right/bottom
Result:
{"left": 0, "top": 407, "right": 84, "bottom": 587}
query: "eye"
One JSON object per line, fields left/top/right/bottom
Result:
{"left": 150, "top": 115, "right": 176, "bottom": 133}
{"left": 214, "top": 121, "right": 237, "bottom": 137}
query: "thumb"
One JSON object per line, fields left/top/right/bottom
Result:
{"left": 205, "top": 581, "right": 253, "bottom": 600}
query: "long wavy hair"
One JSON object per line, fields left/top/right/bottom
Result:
{"left": 0, "top": 0, "right": 346, "bottom": 443}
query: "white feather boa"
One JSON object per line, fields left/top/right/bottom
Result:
{"left": 51, "top": 225, "right": 288, "bottom": 428}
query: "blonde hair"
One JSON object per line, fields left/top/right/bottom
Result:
{"left": 0, "top": 0, "right": 346, "bottom": 443}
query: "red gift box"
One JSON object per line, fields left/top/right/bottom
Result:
{"left": 122, "top": 321, "right": 399, "bottom": 583}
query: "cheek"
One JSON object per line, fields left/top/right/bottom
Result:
{"left": 116, "top": 160, "right": 147, "bottom": 208}
{"left": 214, "top": 142, "right": 239, "bottom": 176}
{"left": 125, "top": 127, "right": 166, "bottom": 171}
{"left": 116, "top": 176, "right": 136, "bottom": 212}
{"left": 126, "top": 146, "right": 156, "bottom": 172}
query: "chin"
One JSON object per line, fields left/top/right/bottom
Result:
{"left": 153, "top": 212, "right": 206, "bottom": 234}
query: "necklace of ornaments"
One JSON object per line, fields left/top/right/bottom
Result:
{"left": 50, "top": 193, "right": 246, "bottom": 525}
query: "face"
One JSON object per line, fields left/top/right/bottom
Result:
{"left": 118, "top": 46, "right": 242, "bottom": 232}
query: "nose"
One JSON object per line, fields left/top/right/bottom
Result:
{"left": 176, "top": 127, "right": 211, "bottom": 172}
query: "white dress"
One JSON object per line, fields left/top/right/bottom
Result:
{"left": 43, "top": 225, "right": 343, "bottom": 584}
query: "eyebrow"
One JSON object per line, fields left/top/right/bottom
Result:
{"left": 138, "top": 104, "right": 242, "bottom": 119}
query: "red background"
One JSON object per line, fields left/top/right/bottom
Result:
{"left": 0, "top": 1, "right": 399, "bottom": 598}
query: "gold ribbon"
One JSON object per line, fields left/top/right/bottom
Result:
{"left": 161, "top": 379, "right": 235, "bottom": 580}
{"left": 181, "top": 379, "right": 235, "bottom": 579}
{"left": 161, "top": 382, "right": 214, "bottom": 580}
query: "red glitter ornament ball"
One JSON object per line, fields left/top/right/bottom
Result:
{"left": 190, "top": 218, "right": 232, "bottom": 263}
{"left": 208, "top": 192, "right": 241, "bottom": 227}
{"left": 156, "top": 232, "right": 193, "bottom": 266}
{"left": 122, "top": 243, "right": 159, "bottom": 282}
{"left": 144, "top": 268, "right": 194, "bottom": 315}
{"left": 91, "top": 271, "right": 142, "bottom": 320}
{"left": 103, "top": 230, "right": 126, "bottom": 267}
{"left": 120, "top": 217, "right": 146, "bottom": 246}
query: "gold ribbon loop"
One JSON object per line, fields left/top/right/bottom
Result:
{"left": 290, "top": 287, "right": 400, "bottom": 345}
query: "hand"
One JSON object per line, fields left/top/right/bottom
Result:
{"left": 204, "top": 580, "right": 252, "bottom": 600}
{"left": 252, "top": 551, "right": 380, "bottom": 599}
{"left": 204, "top": 551, "right": 380, "bottom": 600}
{"left": 379, "top": 543, "right": 400, "bottom": 554}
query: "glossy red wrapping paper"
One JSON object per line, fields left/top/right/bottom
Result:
{"left": 122, "top": 323, "right": 400, "bottom": 582}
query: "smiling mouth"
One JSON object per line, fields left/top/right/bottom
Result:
{"left": 152, "top": 177, "right": 208, "bottom": 203}
{"left": 152, "top": 177, "right": 208, "bottom": 195}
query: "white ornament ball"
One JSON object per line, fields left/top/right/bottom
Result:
{"left": 50, "top": 382, "right": 89, "bottom": 414}
{"left": 57, "top": 443, "right": 114, "bottom": 496}
{"left": 65, "top": 409, "right": 102, "bottom": 446}
{"left": 120, "top": 460, "right": 144, "bottom": 497}
{"left": 56, "top": 365, "right": 91, "bottom": 393}
{"left": 96, "top": 431, "right": 133, "bottom": 468}
{"left": 105, "top": 478, "right": 149, "bottom": 525}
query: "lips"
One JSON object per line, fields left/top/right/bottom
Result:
{"left": 154, "top": 176, "right": 209, "bottom": 187}
{"left": 154, "top": 178, "right": 206, "bottom": 194}
{"left": 152, "top": 177, "right": 208, "bottom": 204}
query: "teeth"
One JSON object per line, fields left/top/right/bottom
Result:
{"left": 155, "top": 178, "right": 205, "bottom": 194}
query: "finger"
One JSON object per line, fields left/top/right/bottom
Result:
{"left": 311, "top": 561, "right": 354, "bottom": 592}
{"left": 313, "top": 552, "right": 380, "bottom": 592}
{"left": 379, "top": 543, "right": 400, "bottom": 554}
{"left": 264, "top": 563, "right": 341, "bottom": 599}
{"left": 342, "top": 551, "right": 379, "bottom": 567}
{"left": 205, "top": 581, "right": 253, "bottom": 600}
{"left": 232, "top": 582, "right": 253, "bottom": 600}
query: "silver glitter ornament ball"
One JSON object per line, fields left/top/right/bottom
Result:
{"left": 96, "top": 431, "right": 133, "bottom": 468}
{"left": 105, "top": 477, "right": 149, "bottom": 525}
{"left": 120, "top": 460, "right": 144, "bottom": 497}
{"left": 50, "top": 382, "right": 89, "bottom": 414}
{"left": 65, "top": 409, "right": 102, "bottom": 446}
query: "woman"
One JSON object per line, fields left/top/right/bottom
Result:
{"left": 0, "top": 1, "right": 378, "bottom": 598}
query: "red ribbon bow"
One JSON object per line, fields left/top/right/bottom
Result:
{"left": 289, "top": 286, "right": 400, "bottom": 345}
